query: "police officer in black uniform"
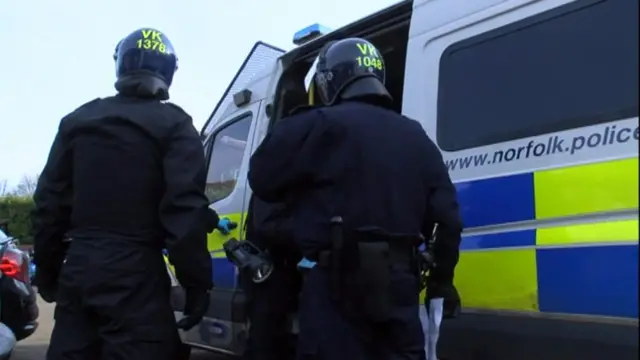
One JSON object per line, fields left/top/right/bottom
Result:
{"left": 32, "top": 28, "right": 233, "bottom": 360}
{"left": 248, "top": 38, "right": 462, "bottom": 360}
{"left": 242, "top": 194, "right": 302, "bottom": 360}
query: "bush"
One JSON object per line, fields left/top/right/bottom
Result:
{"left": 0, "top": 195, "right": 34, "bottom": 244}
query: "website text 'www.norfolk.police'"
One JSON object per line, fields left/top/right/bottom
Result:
{"left": 445, "top": 124, "right": 639, "bottom": 171}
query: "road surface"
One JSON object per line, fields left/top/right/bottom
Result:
{"left": 11, "top": 297, "right": 234, "bottom": 359}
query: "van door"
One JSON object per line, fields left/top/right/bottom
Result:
{"left": 170, "top": 41, "right": 285, "bottom": 355}
{"left": 178, "top": 100, "right": 263, "bottom": 354}
{"left": 406, "top": 0, "right": 638, "bottom": 358}
{"left": 204, "top": 105, "right": 260, "bottom": 287}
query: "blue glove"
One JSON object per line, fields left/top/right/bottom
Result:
{"left": 297, "top": 257, "right": 317, "bottom": 269}
{"left": 216, "top": 218, "right": 236, "bottom": 235}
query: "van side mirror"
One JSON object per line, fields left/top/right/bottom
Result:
{"left": 265, "top": 103, "right": 273, "bottom": 119}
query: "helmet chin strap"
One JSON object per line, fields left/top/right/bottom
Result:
{"left": 308, "top": 82, "right": 315, "bottom": 105}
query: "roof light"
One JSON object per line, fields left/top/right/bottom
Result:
{"left": 293, "top": 23, "right": 332, "bottom": 46}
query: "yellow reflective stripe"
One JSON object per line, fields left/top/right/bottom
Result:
{"left": 163, "top": 254, "right": 175, "bottom": 274}
{"left": 427, "top": 249, "right": 539, "bottom": 311}
{"left": 207, "top": 212, "right": 244, "bottom": 257}
{"left": 165, "top": 212, "right": 244, "bottom": 274}
{"left": 445, "top": 158, "right": 639, "bottom": 311}
{"left": 210, "top": 250, "right": 227, "bottom": 259}
{"left": 534, "top": 158, "right": 638, "bottom": 219}
{"left": 536, "top": 219, "right": 639, "bottom": 246}
{"left": 308, "top": 82, "right": 315, "bottom": 105}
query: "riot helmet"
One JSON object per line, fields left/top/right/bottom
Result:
{"left": 312, "top": 38, "right": 391, "bottom": 106}
{"left": 113, "top": 28, "right": 178, "bottom": 100}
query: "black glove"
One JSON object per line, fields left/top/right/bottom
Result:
{"left": 33, "top": 241, "right": 69, "bottom": 304}
{"left": 426, "top": 278, "right": 461, "bottom": 319}
{"left": 35, "top": 272, "right": 58, "bottom": 303}
{"left": 176, "top": 287, "right": 210, "bottom": 331}
{"left": 33, "top": 264, "right": 62, "bottom": 304}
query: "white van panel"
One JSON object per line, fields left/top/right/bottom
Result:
{"left": 405, "top": 0, "right": 638, "bottom": 182}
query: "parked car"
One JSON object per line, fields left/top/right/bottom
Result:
{"left": 0, "top": 228, "right": 38, "bottom": 341}
{"left": 0, "top": 323, "right": 16, "bottom": 360}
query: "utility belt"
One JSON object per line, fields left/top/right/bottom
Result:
{"left": 68, "top": 233, "right": 165, "bottom": 251}
{"left": 317, "top": 247, "right": 416, "bottom": 269}
{"left": 314, "top": 217, "right": 424, "bottom": 323}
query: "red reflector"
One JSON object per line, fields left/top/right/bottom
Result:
{"left": 0, "top": 258, "right": 20, "bottom": 277}
{"left": 0, "top": 248, "right": 28, "bottom": 283}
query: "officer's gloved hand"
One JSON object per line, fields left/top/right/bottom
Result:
{"left": 39, "top": 288, "right": 57, "bottom": 303}
{"left": 297, "top": 257, "right": 317, "bottom": 269}
{"left": 426, "top": 277, "right": 461, "bottom": 319}
{"left": 176, "top": 287, "right": 211, "bottom": 331}
{"left": 34, "top": 269, "right": 58, "bottom": 304}
{"left": 216, "top": 218, "right": 237, "bottom": 235}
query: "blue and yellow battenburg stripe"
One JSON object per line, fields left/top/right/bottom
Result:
{"left": 169, "top": 157, "right": 638, "bottom": 319}
{"left": 454, "top": 157, "right": 638, "bottom": 319}
{"left": 164, "top": 213, "right": 244, "bottom": 289}
{"left": 207, "top": 213, "right": 244, "bottom": 289}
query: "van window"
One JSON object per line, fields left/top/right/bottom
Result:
{"left": 205, "top": 114, "right": 252, "bottom": 202}
{"left": 437, "top": 0, "right": 639, "bottom": 152}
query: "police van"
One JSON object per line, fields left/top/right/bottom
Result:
{"left": 167, "top": 0, "right": 639, "bottom": 358}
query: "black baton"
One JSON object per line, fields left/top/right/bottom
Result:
{"left": 329, "top": 216, "right": 344, "bottom": 303}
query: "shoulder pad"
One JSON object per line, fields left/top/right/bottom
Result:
{"left": 288, "top": 104, "right": 319, "bottom": 116}
{"left": 75, "top": 97, "right": 101, "bottom": 111}
{"left": 401, "top": 115, "right": 425, "bottom": 127}
{"left": 164, "top": 101, "right": 190, "bottom": 115}
{"left": 60, "top": 98, "right": 101, "bottom": 125}
{"left": 164, "top": 102, "right": 194, "bottom": 124}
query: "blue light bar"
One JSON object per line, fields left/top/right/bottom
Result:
{"left": 293, "top": 23, "right": 332, "bottom": 46}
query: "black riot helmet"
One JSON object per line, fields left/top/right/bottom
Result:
{"left": 113, "top": 28, "right": 178, "bottom": 100}
{"left": 313, "top": 38, "right": 391, "bottom": 106}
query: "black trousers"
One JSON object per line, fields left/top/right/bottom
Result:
{"left": 46, "top": 239, "right": 187, "bottom": 360}
{"left": 297, "top": 266, "right": 425, "bottom": 360}
{"left": 241, "top": 262, "right": 302, "bottom": 360}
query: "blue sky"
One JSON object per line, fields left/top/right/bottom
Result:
{"left": 0, "top": 0, "right": 395, "bottom": 188}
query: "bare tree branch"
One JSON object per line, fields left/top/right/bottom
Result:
{"left": 13, "top": 174, "right": 39, "bottom": 196}
{"left": 0, "top": 179, "right": 7, "bottom": 197}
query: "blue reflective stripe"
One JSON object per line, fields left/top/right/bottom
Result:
{"left": 537, "top": 244, "right": 638, "bottom": 318}
{"left": 456, "top": 173, "right": 535, "bottom": 228}
{"left": 461, "top": 229, "right": 536, "bottom": 250}
{"left": 212, "top": 258, "right": 236, "bottom": 289}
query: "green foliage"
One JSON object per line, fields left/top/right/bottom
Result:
{"left": 0, "top": 178, "right": 237, "bottom": 245}
{"left": 0, "top": 195, "right": 35, "bottom": 244}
